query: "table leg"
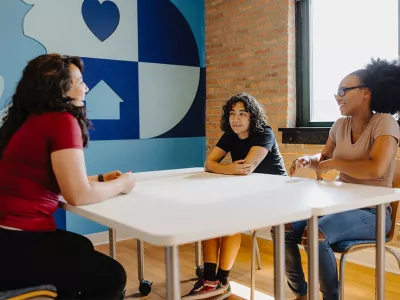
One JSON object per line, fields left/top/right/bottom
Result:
{"left": 137, "top": 239, "right": 145, "bottom": 281}
{"left": 375, "top": 204, "right": 386, "bottom": 300}
{"left": 308, "top": 216, "right": 319, "bottom": 300}
{"left": 273, "top": 224, "right": 285, "bottom": 300}
{"left": 165, "top": 246, "right": 181, "bottom": 300}
{"left": 251, "top": 231, "right": 257, "bottom": 300}
{"left": 195, "top": 240, "right": 202, "bottom": 267}
{"left": 109, "top": 228, "right": 116, "bottom": 259}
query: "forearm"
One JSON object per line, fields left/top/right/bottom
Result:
{"left": 72, "top": 179, "right": 124, "bottom": 206}
{"left": 88, "top": 175, "right": 98, "bottom": 182}
{"left": 205, "top": 161, "right": 234, "bottom": 175}
{"left": 332, "top": 158, "right": 382, "bottom": 179}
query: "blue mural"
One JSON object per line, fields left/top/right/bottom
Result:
{"left": 0, "top": 0, "right": 205, "bottom": 234}
{"left": 82, "top": 58, "right": 140, "bottom": 140}
{"left": 0, "top": 0, "right": 46, "bottom": 109}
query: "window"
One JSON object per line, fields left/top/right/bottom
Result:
{"left": 296, "top": 0, "right": 399, "bottom": 127}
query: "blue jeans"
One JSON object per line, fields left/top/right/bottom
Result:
{"left": 285, "top": 207, "right": 392, "bottom": 300}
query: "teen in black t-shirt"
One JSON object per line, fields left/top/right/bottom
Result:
{"left": 183, "top": 93, "right": 287, "bottom": 300}
{"left": 216, "top": 127, "right": 286, "bottom": 175}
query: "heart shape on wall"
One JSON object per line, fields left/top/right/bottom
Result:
{"left": 81, "top": 0, "right": 120, "bottom": 42}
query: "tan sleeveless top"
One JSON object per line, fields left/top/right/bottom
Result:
{"left": 329, "top": 113, "right": 400, "bottom": 187}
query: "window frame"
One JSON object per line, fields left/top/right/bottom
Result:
{"left": 295, "top": 0, "right": 400, "bottom": 127}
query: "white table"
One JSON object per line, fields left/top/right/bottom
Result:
{"left": 279, "top": 177, "right": 400, "bottom": 300}
{"left": 61, "top": 168, "right": 400, "bottom": 300}
{"left": 61, "top": 168, "right": 312, "bottom": 300}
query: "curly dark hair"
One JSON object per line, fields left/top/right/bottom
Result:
{"left": 351, "top": 58, "right": 400, "bottom": 114}
{"left": 0, "top": 54, "right": 92, "bottom": 158}
{"left": 220, "top": 92, "right": 268, "bottom": 134}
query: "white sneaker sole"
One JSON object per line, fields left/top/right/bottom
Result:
{"left": 182, "top": 289, "right": 224, "bottom": 300}
{"left": 211, "top": 289, "right": 232, "bottom": 300}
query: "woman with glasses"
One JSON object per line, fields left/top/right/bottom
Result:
{"left": 287, "top": 58, "right": 400, "bottom": 300}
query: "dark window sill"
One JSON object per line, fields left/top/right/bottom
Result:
{"left": 278, "top": 127, "right": 330, "bottom": 145}
{"left": 279, "top": 120, "right": 400, "bottom": 145}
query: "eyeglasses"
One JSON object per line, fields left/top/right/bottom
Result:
{"left": 334, "top": 85, "right": 367, "bottom": 98}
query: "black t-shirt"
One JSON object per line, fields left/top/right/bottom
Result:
{"left": 216, "top": 126, "right": 287, "bottom": 175}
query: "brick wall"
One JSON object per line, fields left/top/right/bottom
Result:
{"left": 205, "top": 0, "right": 325, "bottom": 175}
{"left": 205, "top": 0, "right": 400, "bottom": 243}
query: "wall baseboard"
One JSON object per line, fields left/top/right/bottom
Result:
{"left": 86, "top": 227, "right": 400, "bottom": 275}
{"left": 85, "top": 229, "right": 136, "bottom": 246}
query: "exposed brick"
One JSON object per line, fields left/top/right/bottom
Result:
{"left": 206, "top": 0, "right": 304, "bottom": 201}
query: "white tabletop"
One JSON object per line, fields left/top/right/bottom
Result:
{"left": 61, "top": 168, "right": 311, "bottom": 246}
{"left": 293, "top": 178, "right": 400, "bottom": 215}
{"left": 61, "top": 168, "right": 400, "bottom": 246}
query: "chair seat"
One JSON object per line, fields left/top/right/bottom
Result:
{"left": 332, "top": 237, "right": 389, "bottom": 253}
{"left": 0, "top": 285, "right": 57, "bottom": 300}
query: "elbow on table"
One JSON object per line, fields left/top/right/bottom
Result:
{"left": 62, "top": 189, "right": 93, "bottom": 206}
{"left": 370, "top": 163, "right": 387, "bottom": 179}
{"left": 204, "top": 161, "right": 212, "bottom": 172}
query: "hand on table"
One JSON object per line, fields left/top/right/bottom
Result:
{"left": 289, "top": 156, "right": 311, "bottom": 177}
{"left": 104, "top": 170, "right": 123, "bottom": 181}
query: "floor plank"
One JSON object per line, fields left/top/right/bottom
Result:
{"left": 95, "top": 235, "right": 400, "bottom": 299}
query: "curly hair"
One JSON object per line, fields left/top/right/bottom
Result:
{"left": 0, "top": 54, "right": 91, "bottom": 158}
{"left": 220, "top": 92, "right": 268, "bottom": 134}
{"left": 351, "top": 58, "right": 400, "bottom": 114}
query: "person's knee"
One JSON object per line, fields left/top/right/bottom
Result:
{"left": 100, "top": 255, "right": 127, "bottom": 299}
{"left": 230, "top": 233, "right": 241, "bottom": 238}
{"left": 301, "top": 228, "right": 325, "bottom": 247}
{"left": 222, "top": 233, "right": 241, "bottom": 239}
{"left": 74, "top": 234, "right": 95, "bottom": 254}
{"left": 80, "top": 234, "right": 95, "bottom": 250}
{"left": 98, "top": 253, "right": 127, "bottom": 287}
{"left": 114, "top": 259, "right": 127, "bottom": 286}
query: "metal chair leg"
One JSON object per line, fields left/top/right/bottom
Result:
{"left": 250, "top": 231, "right": 257, "bottom": 300}
{"left": 385, "top": 246, "right": 400, "bottom": 268}
{"left": 255, "top": 237, "right": 262, "bottom": 270}
{"left": 339, "top": 253, "right": 347, "bottom": 300}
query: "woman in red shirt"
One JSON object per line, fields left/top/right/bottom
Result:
{"left": 0, "top": 54, "right": 136, "bottom": 299}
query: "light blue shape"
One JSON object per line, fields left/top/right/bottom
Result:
{"left": 169, "top": 0, "right": 205, "bottom": 67}
{"left": 138, "top": 62, "right": 199, "bottom": 138}
{"left": 0, "top": 0, "right": 46, "bottom": 108}
{"left": 85, "top": 80, "right": 123, "bottom": 120}
{"left": 67, "top": 136, "right": 206, "bottom": 235}
{"left": 22, "top": 0, "right": 138, "bottom": 62}
{"left": 66, "top": 212, "right": 107, "bottom": 235}
{"left": 0, "top": 75, "right": 4, "bottom": 99}
{"left": 85, "top": 136, "right": 205, "bottom": 174}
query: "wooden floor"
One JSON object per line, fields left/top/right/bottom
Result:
{"left": 95, "top": 234, "right": 400, "bottom": 300}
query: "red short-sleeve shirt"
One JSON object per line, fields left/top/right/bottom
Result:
{"left": 0, "top": 112, "right": 83, "bottom": 231}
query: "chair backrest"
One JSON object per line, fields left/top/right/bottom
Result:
{"left": 388, "top": 159, "right": 400, "bottom": 241}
